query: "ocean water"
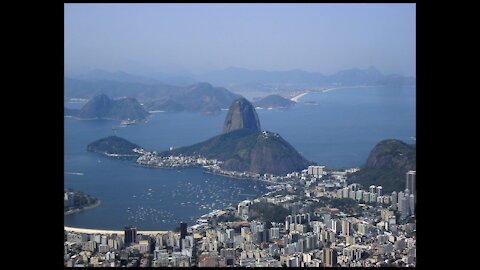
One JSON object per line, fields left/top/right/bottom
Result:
{"left": 64, "top": 85, "right": 415, "bottom": 230}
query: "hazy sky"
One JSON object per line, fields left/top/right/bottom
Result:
{"left": 65, "top": 3, "right": 416, "bottom": 76}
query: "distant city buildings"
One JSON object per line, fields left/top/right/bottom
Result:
{"left": 65, "top": 166, "right": 416, "bottom": 267}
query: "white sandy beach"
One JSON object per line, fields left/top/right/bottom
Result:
{"left": 64, "top": 226, "right": 169, "bottom": 236}
{"left": 290, "top": 85, "right": 380, "bottom": 102}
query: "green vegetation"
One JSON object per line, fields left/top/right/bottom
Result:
{"left": 162, "top": 128, "right": 311, "bottom": 175}
{"left": 142, "top": 82, "right": 240, "bottom": 113}
{"left": 249, "top": 202, "right": 291, "bottom": 223}
{"left": 348, "top": 139, "right": 416, "bottom": 193}
{"left": 217, "top": 214, "right": 243, "bottom": 223}
{"left": 87, "top": 136, "right": 141, "bottom": 157}
{"left": 64, "top": 188, "right": 99, "bottom": 213}
{"left": 312, "top": 197, "right": 361, "bottom": 215}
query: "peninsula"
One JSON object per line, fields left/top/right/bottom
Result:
{"left": 159, "top": 98, "right": 312, "bottom": 175}
{"left": 87, "top": 136, "right": 143, "bottom": 158}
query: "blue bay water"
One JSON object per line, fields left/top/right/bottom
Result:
{"left": 64, "top": 85, "right": 415, "bottom": 230}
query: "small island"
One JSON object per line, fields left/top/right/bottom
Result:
{"left": 253, "top": 94, "right": 296, "bottom": 109}
{"left": 87, "top": 136, "right": 143, "bottom": 159}
{"left": 64, "top": 188, "right": 101, "bottom": 215}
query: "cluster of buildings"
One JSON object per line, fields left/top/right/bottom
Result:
{"left": 64, "top": 166, "right": 416, "bottom": 267}
{"left": 136, "top": 151, "right": 221, "bottom": 169}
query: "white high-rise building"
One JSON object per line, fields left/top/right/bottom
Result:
{"left": 369, "top": 185, "right": 376, "bottom": 194}
{"left": 331, "top": 219, "right": 341, "bottom": 233}
{"left": 355, "top": 190, "right": 363, "bottom": 201}
{"left": 270, "top": 227, "right": 280, "bottom": 240}
{"left": 349, "top": 190, "right": 356, "bottom": 200}
{"left": 237, "top": 200, "right": 252, "bottom": 220}
{"left": 226, "top": 228, "right": 235, "bottom": 240}
{"left": 101, "top": 235, "right": 107, "bottom": 245}
{"left": 357, "top": 223, "right": 367, "bottom": 236}
{"left": 363, "top": 192, "right": 371, "bottom": 203}
{"left": 94, "top": 234, "right": 101, "bottom": 244}
{"left": 370, "top": 193, "right": 377, "bottom": 203}
{"left": 409, "top": 194, "right": 415, "bottom": 216}
{"left": 307, "top": 166, "right": 325, "bottom": 176}
{"left": 376, "top": 186, "right": 383, "bottom": 197}
{"left": 391, "top": 191, "right": 398, "bottom": 210}
{"left": 285, "top": 215, "right": 294, "bottom": 231}
{"left": 399, "top": 196, "right": 409, "bottom": 219}
{"left": 397, "top": 191, "right": 404, "bottom": 210}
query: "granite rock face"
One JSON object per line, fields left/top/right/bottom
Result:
{"left": 223, "top": 98, "right": 261, "bottom": 133}
{"left": 160, "top": 97, "right": 311, "bottom": 175}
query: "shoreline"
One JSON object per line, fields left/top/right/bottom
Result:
{"left": 64, "top": 226, "right": 169, "bottom": 236}
{"left": 64, "top": 200, "right": 102, "bottom": 216}
{"left": 66, "top": 116, "right": 150, "bottom": 125}
{"left": 202, "top": 169, "right": 280, "bottom": 185}
{"left": 290, "top": 85, "right": 382, "bottom": 102}
{"left": 135, "top": 161, "right": 281, "bottom": 185}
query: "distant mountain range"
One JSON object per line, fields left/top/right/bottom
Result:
{"left": 67, "top": 66, "right": 415, "bottom": 91}
{"left": 348, "top": 139, "right": 416, "bottom": 193}
{"left": 65, "top": 77, "right": 241, "bottom": 114}
{"left": 143, "top": 83, "right": 241, "bottom": 114}
{"left": 64, "top": 77, "right": 184, "bottom": 101}
{"left": 64, "top": 67, "right": 414, "bottom": 114}
{"left": 197, "top": 66, "right": 415, "bottom": 87}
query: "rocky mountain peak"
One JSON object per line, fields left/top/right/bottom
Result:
{"left": 223, "top": 98, "right": 261, "bottom": 133}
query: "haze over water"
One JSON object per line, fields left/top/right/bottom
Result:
{"left": 64, "top": 85, "right": 415, "bottom": 230}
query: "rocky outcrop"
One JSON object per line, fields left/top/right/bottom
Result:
{"left": 160, "top": 98, "right": 310, "bottom": 175}
{"left": 223, "top": 98, "right": 261, "bottom": 133}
